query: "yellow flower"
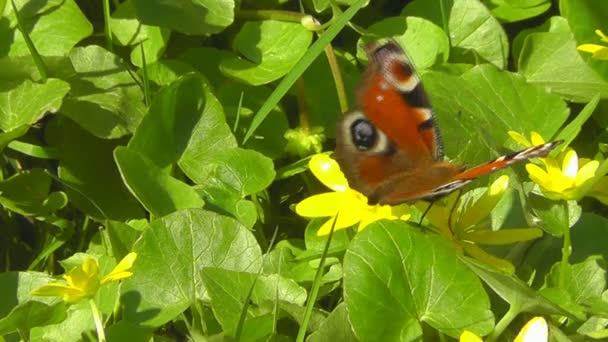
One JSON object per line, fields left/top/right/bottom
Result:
{"left": 420, "top": 176, "right": 542, "bottom": 273}
{"left": 459, "top": 330, "right": 483, "bottom": 342}
{"left": 514, "top": 317, "right": 548, "bottom": 342}
{"left": 32, "top": 253, "right": 137, "bottom": 304}
{"left": 295, "top": 154, "right": 410, "bottom": 235}
{"left": 577, "top": 29, "right": 608, "bottom": 60}
{"left": 509, "top": 131, "right": 600, "bottom": 201}
{"left": 459, "top": 316, "right": 547, "bottom": 342}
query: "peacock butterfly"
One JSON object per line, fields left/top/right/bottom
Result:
{"left": 334, "top": 39, "right": 561, "bottom": 205}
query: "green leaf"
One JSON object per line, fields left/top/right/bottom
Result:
{"left": 132, "top": 0, "right": 235, "bottom": 35}
{"left": 217, "top": 83, "right": 289, "bottom": 159}
{"left": 0, "top": 271, "right": 56, "bottom": 318}
{"left": 105, "top": 220, "right": 143, "bottom": 260}
{"left": 360, "top": 16, "right": 450, "bottom": 70}
{"left": 423, "top": 65, "right": 568, "bottom": 165}
{"left": 312, "top": 0, "right": 369, "bottom": 12}
{"left": 178, "top": 82, "right": 275, "bottom": 197}
{"left": 220, "top": 20, "right": 312, "bottom": 85}
{"left": 0, "top": 78, "right": 69, "bottom": 131}
{"left": 547, "top": 256, "right": 607, "bottom": 305}
{"left": 178, "top": 47, "right": 236, "bottom": 85}
{"left": 0, "top": 55, "right": 75, "bottom": 82}
{"left": 307, "top": 303, "right": 357, "bottom": 342}
{"left": 0, "top": 301, "right": 67, "bottom": 335}
{"left": 106, "top": 320, "right": 153, "bottom": 342}
{"left": 114, "top": 147, "right": 204, "bottom": 217}
{"left": 128, "top": 74, "right": 207, "bottom": 168}
{"left": 61, "top": 46, "right": 146, "bottom": 139}
{"left": 560, "top": 0, "right": 608, "bottom": 83}
{"left": 462, "top": 257, "right": 580, "bottom": 318}
{"left": 529, "top": 196, "right": 581, "bottom": 236}
{"left": 122, "top": 208, "right": 262, "bottom": 327}
{"left": 511, "top": 16, "right": 571, "bottom": 66}
{"left": 2, "top": 0, "right": 92, "bottom": 57}
{"left": 570, "top": 214, "right": 608, "bottom": 264}
{"left": 556, "top": 93, "right": 599, "bottom": 147}
{"left": 46, "top": 116, "right": 145, "bottom": 221}
{"left": 483, "top": 0, "right": 551, "bottom": 23}
{"left": 403, "top": 0, "right": 509, "bottom": 68}
{"left": 0, "top": 125, "right": 29, "bottom": 152}
{"left": 202, "top": 268, "right": 306, "bottom": 335}
{"left": 193, "top": 182, "right": 257, "bottom": 229}
{"left": 518, "top": 28, "right": 608, "bottom": 102}
{"left": 0, "top": 169, "right": 66, "bottom": 216}
{"left": 30, "top": 301, "right": 95, "bottom": 341}
{"left": 243, "top": 0, "right": 367, "bottom": 142}
{"left": 343, "top": 221, "right": 494, "bottom": 339}
{"left": 110, "top": 0, "right": 171, "bottom": 67}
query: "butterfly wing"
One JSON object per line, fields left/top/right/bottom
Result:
{"left": 335, "top": 40, "right": 447, "bottom": 200}
{"left": 334, "top": 38, "right": 561, "bottom": 205}
{"left": 370, "top": 141, "right": 562, "bottom": 204}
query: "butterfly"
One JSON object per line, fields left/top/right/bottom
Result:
{"left": 334, "top": 39, "right": 562, "bottom": 205}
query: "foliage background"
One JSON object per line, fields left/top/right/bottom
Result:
{"left": 1, "top": 0, "right": 608, "bottom": 340}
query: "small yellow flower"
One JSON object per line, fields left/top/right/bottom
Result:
{"left": 510, "top": 131, "right": 600, "bottom": 201}
{"left": 577, "top": 29, "right": 608, "bottom": 60}
{"left": 514, "top": 317, "right": 548, "bottom": 342}
{"left": 421, "top": 176, "right": 542, "bottom": 273}
{"left": 32, "top": 253, "right": 137, "bottom": 304}
{"left": 296, "top": 154, "right": 410, "bottom": 235}
{"left": 459, "top": 316, "right": 547, "bottom": 342}
{"left": 459, "top": 330, "right": 483, "bottom": 342}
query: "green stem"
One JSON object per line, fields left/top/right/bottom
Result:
{"left": 89, "top": 299, "right": 106, "bottom": 342}
{"left": 487, "top": 305, "right": 520, "bottom": 342}
{"left": 11, "top": 0, "right": 47, "bottom": 80}
{"left": 559, "top": 205, "right": 572, "bottom": 289}
{"left": 323, "top": 44, "right": 348, "bottom": 113}
{"left": 102, "top": 0, "right": 113, "bottom": 51}
{"left": 296, "top": 214, "right": 337, "bottom": 342}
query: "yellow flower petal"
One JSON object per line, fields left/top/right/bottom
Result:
{"left": 31, "top": 283, "right": 87, "bottom": 304}
{"left": 530, "top": 131, "right": 546, "bottom": 146}
{"left": 101, "top": 252, "right": 137, "bottom": 284}
{"left": 464, "top": 228, "right": 542, "bottom": 245}
{"left": 296, "top": 191, "right": 361, "bottom": 217}
{"left": 317, "top": 211, "right": 362, "bottom": 235}
{"left": 514, "top": 317, "right": 548, "bottom": 342}
{"left": 459, "top": 330, "right": 483, "bottom": 342}
{"left": 458, "top": 176, "right": 509, "bottom": 229}
{"left": 309, "top": 154, "right": 349, "bottom": 192}
{"left": 508, "top": 131, "right": 531, "bottom": 147}
{"left": 526, "top": 164, "right": 549, "bottom": 184}
{"left": 561, "top": 150, "right": 578, "bottom": 179}
{"left": 596, "top": 29, "right": 608, "bottom": 43}
{"left": 577, "top": 43, "right": 607, "bottom": 54}
{"left": 575, "top": 160, "right": 599, "bottom": 187}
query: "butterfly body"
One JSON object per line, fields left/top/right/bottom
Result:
{"left": 335, "top": 39, "right": 561, "bottom": 205}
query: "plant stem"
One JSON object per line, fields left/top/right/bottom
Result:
{"left": 296, "top": 214, "right": 337, "bottom": 342}
{"left": 323, "top": 43, "right": 348, "bottom": 113}
{"left": 89, "top": 299, "right": 106, "bottom": 342}
{"left": 102, "top": 0, "right": 113, "bottom": 51}
{"left": 559, "top": 212, "right": 572, "bottom": 289}
{"left": 487, "top": 305, "right": 519, "bottom": 342}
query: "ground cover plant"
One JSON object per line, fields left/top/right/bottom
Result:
{"left": 1, "top": 0, "right": 608, "bottom": 340}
